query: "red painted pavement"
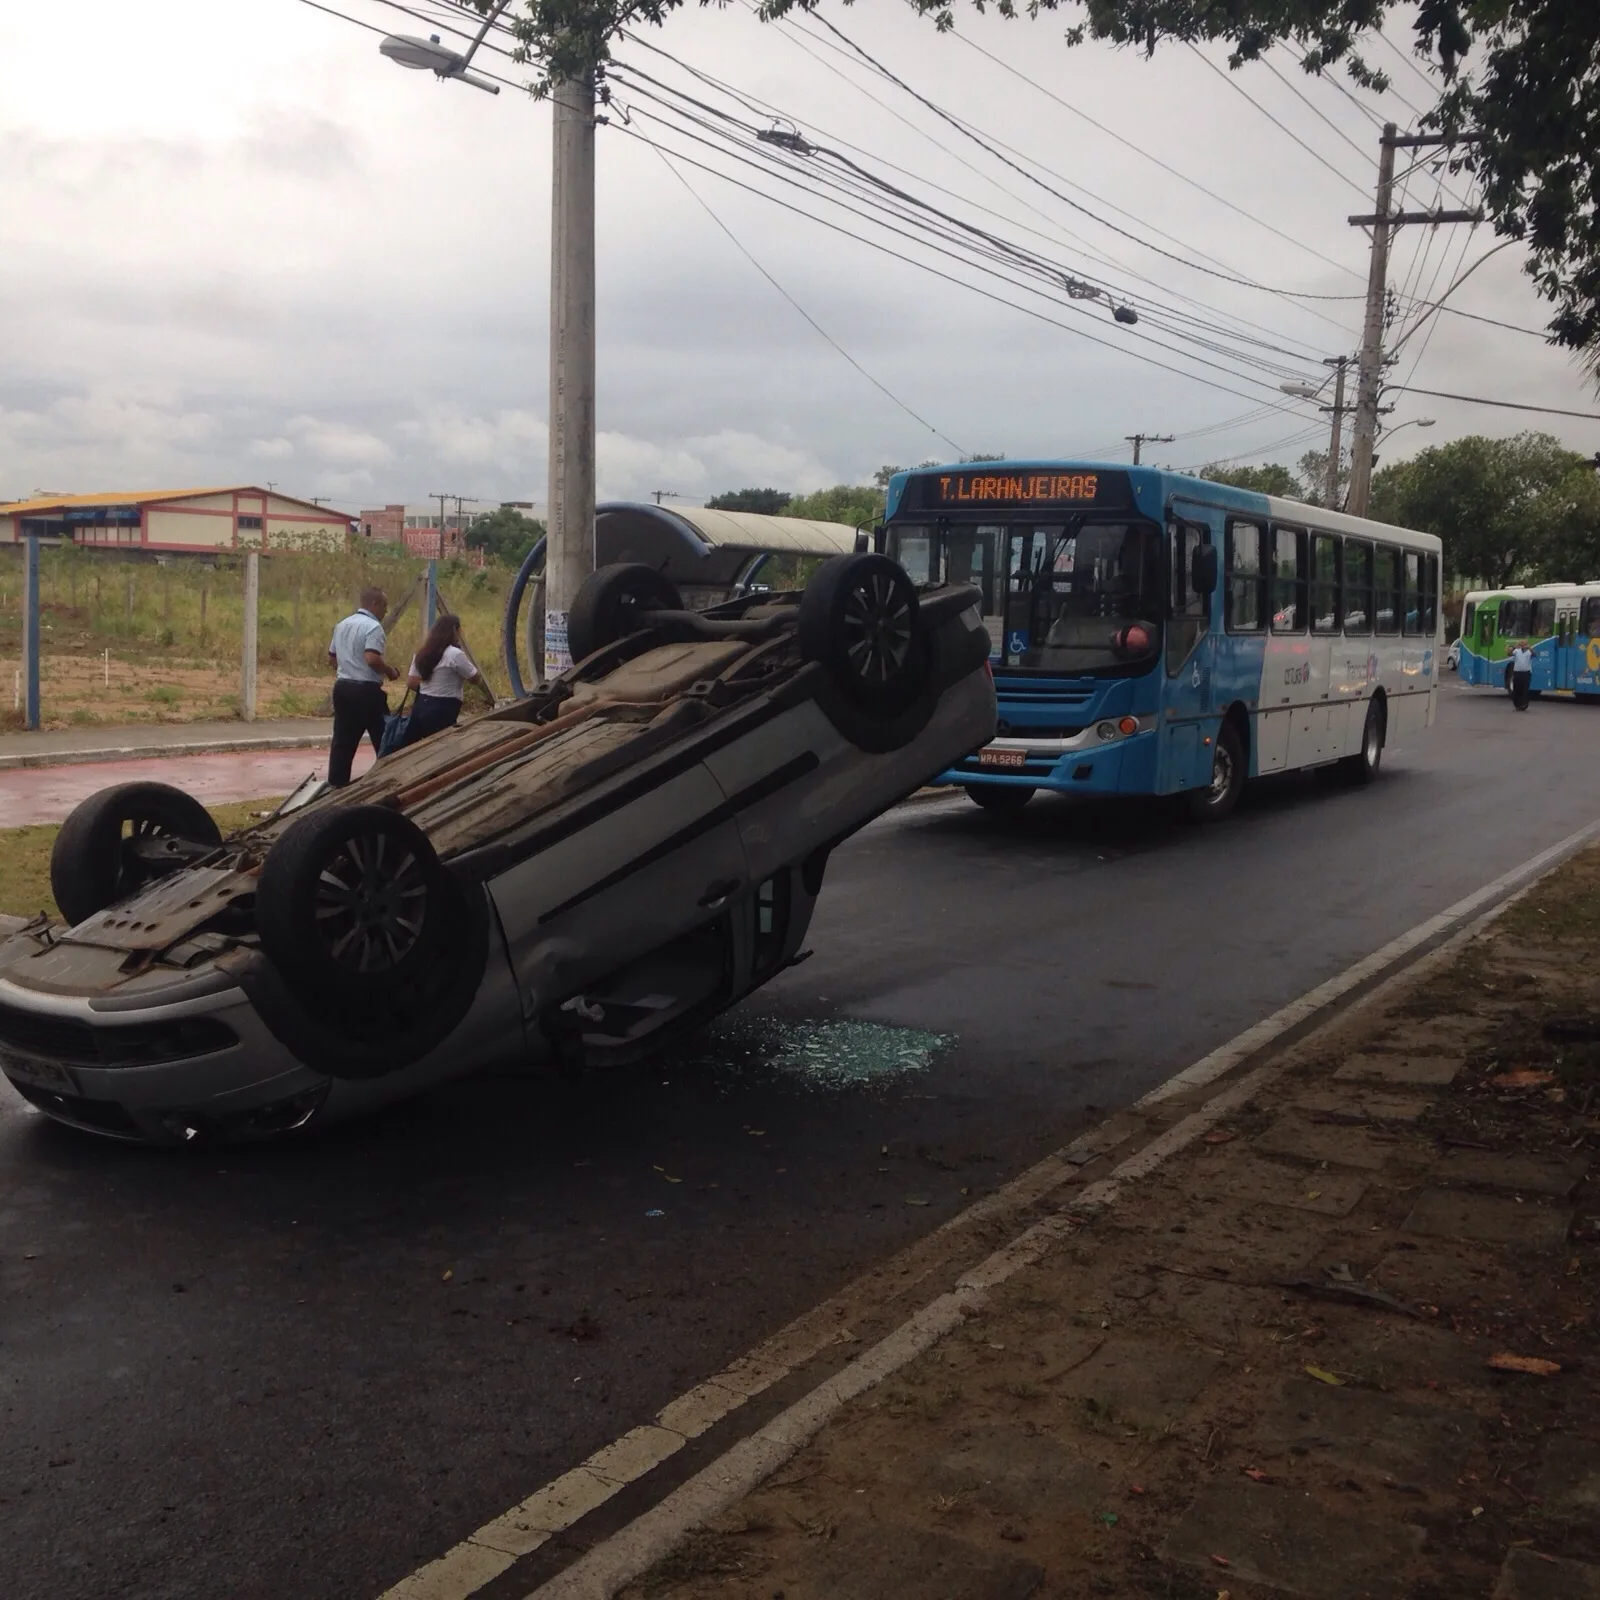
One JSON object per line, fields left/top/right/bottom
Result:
{"left": 0, "top": 745, "right": 376, "bottom": 828}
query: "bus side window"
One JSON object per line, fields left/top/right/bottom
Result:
{"left": 1501, "top": 599, "right": 1530, "bottom": 637}
{"left": 1344, "top": 540, "right": 1373, "bottom": 635}
{"left": 1312, "top": 534, "right": 1341, "bottom": 633}
{"left": 1583, "top": 597, "right": 1600, "bottom": 637}
{"left": 1531, "top": 598, "right": 1556, "bottom": 638}
{"left": 1462, "top": 599, "right": 1477, "bottom": 639}
{"left": 1424, "top": 555, "right": 1439, "bottom": 636}
{"left": 1225, "top": 520, "right": 1264, "bottom": 632}
{"left": 1373, "top": 546, "right": 1401, "bottom": 635}
{"left": 1270, "top": 526, "right": 1305, "bottom": 633}
{"left": 1402, "top": 551, "right": 1423, "bottom": 635}
{"left": 1166, "top": 522, "right": 1210, "bottom": 675}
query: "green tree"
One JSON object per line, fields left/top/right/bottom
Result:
{"left": 479, "top": 0, "right": 1600, "bottom": 354}
{"left": 705, "top": 488, "right": 792, "bottom": 514}
{"left": 782, "top": 484, "right": 885, "bottom": 525}
{"left": 1196, "top": 462, "right": 1304, "bottom": 497}
{"left": 1369, "top": 432, "right": 1600, "bottom": 583}
{"left": 465, "top": 505, "right": 545, "bottom": 568}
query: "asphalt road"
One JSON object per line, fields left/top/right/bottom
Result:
{"left": 3, "top": 681, "right": 1597, "bottom": 1600}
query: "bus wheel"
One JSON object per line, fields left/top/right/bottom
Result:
{"left": 968, "top": 784, "right": 1034, "bottom": 813}
{"left": 1340, "top": 699, "right": 1384, "bottom": 786}
{"left": 1185, "top": 723, "right": 1244, "bottom": 822}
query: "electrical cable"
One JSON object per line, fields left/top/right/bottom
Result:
{"left": 1257, "top": 54, "right": 1377, "bottom": 170}
{"left": 1184, "top": 43, "right": 1373, "bottom": 202}
{"left": 647, "top": 143, "right": 967, "bottom": 453}
{"left": 1386, "top": 388, "right": 1600, "bottom": 421}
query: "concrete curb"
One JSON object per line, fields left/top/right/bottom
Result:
{"left": 0, "top": 733, "right": 330, "bottom": 772}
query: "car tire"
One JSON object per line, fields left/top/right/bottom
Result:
{"left": 255, "top": 805, "right": 486, "bottom": 1071}
{"left": 1185, "top": 721, "right": 1245, "bottom": 822}
{"left": 1339, "top": 697, "right": 1385, "bottom": 785}
{"left": 50, "top": 781, "right": 222, "bottom": 927}
{"left": 799, "top": 553, "right": 926, "bottom": 715}
{"left": 968, "top": 784, "right": 1035, "bottom": 812}
{"left": 568, "top": 564, "right": 683, "bottom": 662}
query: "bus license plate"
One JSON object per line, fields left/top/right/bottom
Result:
{"left": 978, "top": 748, "right": 1027, "bottom": 770}
{"left": 0, "top": 1052, "right": 78, "bottom": 1094}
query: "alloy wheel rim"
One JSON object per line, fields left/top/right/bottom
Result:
{"left": 840, "top": 573, "right": 913, "bottom": 685}
{"left": 1210, "top": 742, "right": 1234, "bottom": 801}
{"left": 312, "top": 832, "right": 429, "bottom": 975}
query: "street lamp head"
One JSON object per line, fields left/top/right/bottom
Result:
{"left": 1280, "top": 382, "right": 1322, "bottom": 400}
{"left": 1417, "top": 418, "right": 1437, "bottom": 428}
{"left": 1112, "top": 304, "right": 1138, "bottom": 325}
{"left": 379, "top": 34, "right": 501, "bottom": 93}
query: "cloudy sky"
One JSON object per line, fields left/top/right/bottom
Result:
{"left": 1, "top": 0, "right": 1594, "bottom": 515}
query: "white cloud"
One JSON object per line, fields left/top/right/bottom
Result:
{"left": 248, "top": 436, "right": 295, "bottom": 459}
{"left": 285, "top": 415, "right": 392, "bottom": 467}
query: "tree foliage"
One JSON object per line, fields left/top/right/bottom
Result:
{"left": 705, "top": 487, "right": 793, "bottom": 513}
{"left": 782, "top": 483, "right": 885, "bottom": 524}
{"left": 478, "top": 0, "right": 1599, "bottom": 352}
{"left": 1196, "top": 462, "right": 1304, "bottom": 497}
{"left": 1369, "top": 431, "right": 1600, "bottom": 583}
{"left": 465, "top": 505, "right": 545, "bottom": 568}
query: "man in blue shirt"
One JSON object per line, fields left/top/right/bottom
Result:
{"left": 327, "top": 586, "right": 400, "bottom": 785}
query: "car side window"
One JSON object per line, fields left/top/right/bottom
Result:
{"left": 1271, "top": 527, "right": 1305, "bottom": 633}
{"left": 1225, "top": 520, "right": 1264, "bottom": 632}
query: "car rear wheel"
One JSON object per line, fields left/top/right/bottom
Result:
{"left": 255, "top": 805, "right": 485, "bottom": 1072}
{"left": 800, "top": 553, "right": 926, "bottom": 714}
{"left": 968, "top": 784, "right": 1035, "bottom": 812}
{"left": 568, "top": 564, "right": 684, "bottom": 662}
{"left": 50, "top": 782, "right": 222, "bottom": 927}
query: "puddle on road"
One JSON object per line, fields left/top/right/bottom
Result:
{"left": 682, "top": 1015, "right": 954, "bottom": 1094}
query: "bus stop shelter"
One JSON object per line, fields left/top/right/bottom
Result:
{"left": 502, "top": 501, "right": 865, "bottom": 697}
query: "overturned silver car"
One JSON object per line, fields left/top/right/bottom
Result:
{"left": 0, "top": 555, "right": 995, "bottom": 1144}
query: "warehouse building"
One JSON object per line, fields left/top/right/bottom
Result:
{"left": 0, "top": 487, "right": 354, "bottom": 553}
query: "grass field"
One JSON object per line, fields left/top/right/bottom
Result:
{"left": 0, "top": 544, "right": 524, "bottom": 730}
{"left": 0, "top": 798, "right": 278, "bottom": 920}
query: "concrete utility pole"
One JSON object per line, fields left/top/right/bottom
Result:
{"left": 1323, "top": 356, "right": 1350, "bottom": 507}
{"left": 240, "top": 551, "right": 260, "bottom": 723}
{"left": 1124, "top": 433, "right": 1174, "bottom": 466}
{"left": 1347, "top": 127, "right": 1483, "bottom": 516}
{"left": 22, "top": 534, "right": 40, "bottom": 730}
{"left": 544, "top": 70, "right": 598, "bottom": 679}
{"left": 431, "top": 492, "right": 453, "bottom": 559}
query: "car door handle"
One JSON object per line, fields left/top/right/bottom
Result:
{"left": 698, "top": 878, "right": 740, "bottom": 908}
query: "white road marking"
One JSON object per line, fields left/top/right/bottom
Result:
{"left": 375, "top": 815, "right": 1600, "bottom": 1600}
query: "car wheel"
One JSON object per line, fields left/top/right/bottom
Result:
{"left": 968, "top": 784, "right": 1035, "bottom": 813}
{"left": 1339, "top": 697, "right": 1385, "bottom": 785}
{"left": 50, "top": 781, "right": 222, "bottom": 927}
{"left": 1185, "top": 722, "right": 1245, "bottom": 822}
{"left": 799, "top": 553, "right": 926, "bottom": 714}
{"left": 256, "top": 805, "right": 486, "bottom": 1070}
{"left": 568, "top": 563, "right": 683, "bottom": 662}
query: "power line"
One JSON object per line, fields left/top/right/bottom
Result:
{"left": 952, "top": 30, "right": 1365, "bottom": 286}
{"left": 1185, "top": 43, "right": 1372, "bottom": 203}
{"left": 648, "top": 144, "right": 966, "bottom": 454}
{"left": 1387, "top": 388, "right": 1600, "bottom": 421}
{"left": 1257, "top": 53, "right": 1378, "bottom": 170}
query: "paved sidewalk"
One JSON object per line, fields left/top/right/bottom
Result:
{"left": 623, "top": 857, "right": 1600, "bottom": 1599}
{"left": 0, "top": 716, "right": 332, "bottom": 771}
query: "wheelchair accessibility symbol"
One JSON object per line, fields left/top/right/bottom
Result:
{"left": 1008, "top": 631, "right": 1029, "bottom": 655}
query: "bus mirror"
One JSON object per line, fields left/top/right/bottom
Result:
{"left": 1192, "top": 544, "right": 1219, "bottom": 595}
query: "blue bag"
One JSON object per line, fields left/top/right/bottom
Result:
{"left": 378, "top": 690, "right": 413, "bottom": 757}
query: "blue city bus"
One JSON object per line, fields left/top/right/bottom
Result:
{"left": 1456, "top": 583, "right": 1600, "bottom": 697}
{"left": 879, "top": 461, "right": 1442, "bottom": 818}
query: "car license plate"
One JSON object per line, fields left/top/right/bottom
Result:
{"left": 978, "top": 747, "right": 1028, "bottom": 770}
{"left": 0, "top": 1052, "right": 78, "bottom": 1094}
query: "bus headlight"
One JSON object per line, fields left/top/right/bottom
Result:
{"left": 1096, "top": 721, "right": 1118, "bottom": 741}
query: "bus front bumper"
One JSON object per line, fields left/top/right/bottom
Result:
{"left": 936, "top": 717, "right": 1157, "bottom": 793}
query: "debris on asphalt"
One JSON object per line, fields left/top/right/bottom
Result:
{"left": 1303, "top": 1364, "right": 1344, "bottom": 1385}
{"left": 1487, "top": 1352, "right": 1562, "bottom": 1377}
{"left": 645, "top": 1209, "right": 665, "bottom": 1218}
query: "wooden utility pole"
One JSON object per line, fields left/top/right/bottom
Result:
{"left": 1323, "top": 356, "right": 1351, "bottom": 507}
{"left": 1125, "top": 433, "right": 1174, "bottom": 466}
{"left": 1347, "top": 127, "right": 1483, "bottom": 516}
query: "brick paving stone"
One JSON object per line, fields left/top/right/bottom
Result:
{"left": 1053, "top": 1337, "right": 1221, "bottom": 1429}
{"left": 1537, "top": 1430, "right": 1600, "bottom": 1520}
{"left": 1402, "top": 1190, "right": 1574, "bottom": 1253}
{"left": 1157, "top": 1479, "right": 1426, "bottom": 1598}
{"left": 1334, "top": 1052, "right": 1464, "bottom": 1086}
{"left": 1292, "top": 1089, "right": 1433, "bottom": 1125}
{"left": 1254, "top": 1113, "right": 1401, "bottom": 1171}
{"left": 1380, "top": 1018, "right": 1489, "bottom": 1052}
{"left": 1257, "top": 1377, "right": 1479, "bottom": 1490}
{"left": 1211, "top": 1157, "right": 1371, "bottom": 1216}
{"left": 1493, "top": 1547, "right": 1600, "bottom": 1599}
{"left": 1430, "top": 1149, "right": 1591, "bottom": 1199}
{"left": 767, "top": 1518, "right": 1043, "bottom": 1600}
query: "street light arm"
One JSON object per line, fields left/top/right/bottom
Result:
{"left": 461, "top": 0, "right": 513, "bottom": 70}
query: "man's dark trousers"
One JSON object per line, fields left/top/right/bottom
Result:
{"left": 1512, "top": 669, "right": 1532, "bottom": 711}
{"left": 330, "top": 679, "right": 388, "bottom": 786}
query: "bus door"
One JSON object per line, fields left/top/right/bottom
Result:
{"left": 1555, "top": 600, "right": 1580, "bottom": 691}
{"left": 1163, "top": 504, "right": 1218, "bottom": 794}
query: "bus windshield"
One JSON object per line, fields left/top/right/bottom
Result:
{"left": 890, "top": 518, "right": 1163, "bottom": 673}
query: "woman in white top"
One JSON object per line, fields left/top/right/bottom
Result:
{"left": 401, "top": 613, "right": 487, "bottom": 746}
